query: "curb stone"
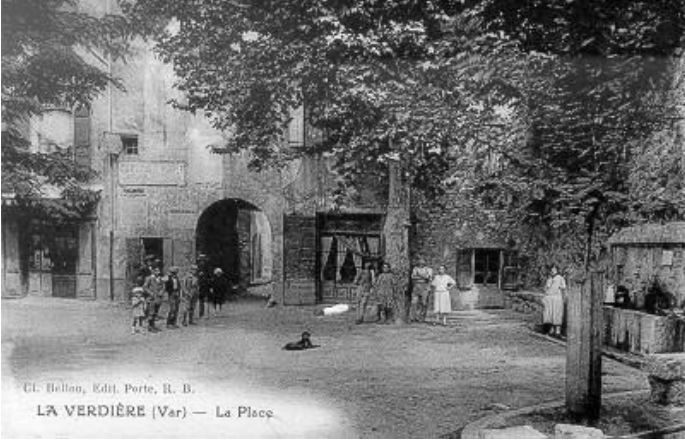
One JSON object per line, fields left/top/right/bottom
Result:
{"left": 459, "top": 390, "right": 648, "bottom": 438}
{"left": 527, "top": 328, "right": 647, "bottom": 370}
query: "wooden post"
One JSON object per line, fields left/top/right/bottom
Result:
{"left": 566, "top": 271, "right": 604, "bottom": 421}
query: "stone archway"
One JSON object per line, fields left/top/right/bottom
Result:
{"left": 195, "top": 198, "right": 273, "bottom": 293}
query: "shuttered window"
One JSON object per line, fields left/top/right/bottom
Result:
{"left": 456, "top": 249, "right": 473, "bottom": 288}
{"left": 501, "top": 250, "right": 519, "bottom": 290}
{"left": 73, "top": 105, "right": 90, "bottom": 167}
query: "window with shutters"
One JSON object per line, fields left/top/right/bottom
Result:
{"left": 456, "top": 249, "right": 473, "bottom": 288}
{"left": 501, "top": 250, "right": 519, "bottom": 290}
{"left": 73, "top": 105, "right": 90, "bottom": 167}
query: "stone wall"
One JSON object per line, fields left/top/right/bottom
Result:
{"left": 86, "top": 37, "right": 387, "bottom": 303}
{"left": 3, "top": 22, "right": 389, "bottom": 303}
{"left": 612, "top": 245, "right": 685, "bottom": 308}
{"left": 646, "top": 353, "right": 685, "bottom": 405}
{"left": 410, "top": 187, "right": 511, "bottom": 309}
{"left": 604, "top": 306, "right": 685, "bottom": 354}
{"left": 504, "top": 290, "right": 545, "bottom": 316}
{"left": 609, "top": 223, "right": 685, "bottom": 308}
{"left": 1, "top": 220, "right": 23, "bottom": 298}
{"left": 410, "top": 187, "right": 463, "bottom": 272}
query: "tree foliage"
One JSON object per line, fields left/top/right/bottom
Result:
{"left": 124, "top": 0, "right": 532, "bottom": 202}
{"left": 125, "top": 0, "right": 685, "bottom": 281}
{"left": 2, "top": 0, "right": 132, "bottom": 219}
{"left": 472, "top": 0, "right": 685, "bottom": 276}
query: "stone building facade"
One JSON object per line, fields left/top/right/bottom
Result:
{"left": 1, "top": 27, "right": 387, "bottom": 305}
{"left": 608, "top": 222, "right": 685, "bottom": 308}
{"left": 602, "top": 222, "right": 685, "bottom": 355}
{"left": 410, "top": 188, "right": 518, "bottom": 311}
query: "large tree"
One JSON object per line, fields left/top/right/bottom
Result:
{"left": 124, "top": 0, "right": 527, "bottom": 188}
{"left": 125, "top": 0, "right": 684, "bottom": 300}
{"left": 2, "top": 0, "right": 132, "bottom": 219}
{"left": 470, "top": 0, "right": 685, "bottom": 281}
{"left": 124, "top": 0, "right": 533, "bottom": 321}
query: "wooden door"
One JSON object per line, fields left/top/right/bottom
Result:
{"left": 51, "top": 225, "right": 78, "bottom": 298}
{"left": 283, "top": 215, "right": 317, "bottom": 305}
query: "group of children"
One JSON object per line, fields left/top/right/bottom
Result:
{"left": 130, "top": 261, "right": 231, "bottom": 335}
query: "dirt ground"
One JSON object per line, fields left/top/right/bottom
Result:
{"left": 1, "top": 296, "right": 648, "bottom": 438}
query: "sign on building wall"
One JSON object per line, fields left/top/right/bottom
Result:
{"left": 119, "top": 161, "right": 186, "bottom": 186}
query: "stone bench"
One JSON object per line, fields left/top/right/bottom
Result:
{"left": 645, "top": 353, "right": 685, "bottom": 405}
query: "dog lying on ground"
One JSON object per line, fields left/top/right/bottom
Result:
{"left": 265, "top": 294, "right": 277, "bottom": 308}
{"left": 283, "top": 331, "right": 318, "bottom": 350}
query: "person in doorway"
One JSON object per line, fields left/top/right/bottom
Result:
{"left": 131, "top": 287, "right": 146, "bottom": 334}
{"left": 354, "top": 262, "right": 376, "bottom": 324}
{"left": 165, "top": 267, "right": 182, "bottom": 328}
{"left": 211, "top": 268, "right": 229, "bottom": 316}
{"left": 410, "top": 256, "right": 434, "bottom": 323}
{"left": 197, "top": 254, "right": 211, "bottom": 319}
{"left": 431, "top": 265, "right": 455, "bottom": 326}
{"left": 372, "top": 262, "right": 396, "bottom": 323}
{"left": 182, "top": 264, "right": 200, "bottom": 326}
{"left": 198, "top": 269, "right": 211, "bottom": 320}
{"left": 143, "top": 267, "right": 165, "bottom": 332}
{"left": 542, "top": 265, "right": 566, "bottom": 337}
{"left": 139, "top": 254, "right": 156, "bottom": 280}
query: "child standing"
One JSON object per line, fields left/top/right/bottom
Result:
{"left": 131, "top": 287, "right": 146, "bottom": 334}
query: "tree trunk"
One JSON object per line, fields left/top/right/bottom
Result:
{"left": 383, "top": 159, "right": 411, "bottom": 324}
{"left": 674, "top": 50, "right": 685, "bottom": 157}
{"left": 583, "top": 214, "right": 595, "bottom": 276}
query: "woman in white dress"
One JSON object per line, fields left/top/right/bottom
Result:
{"left": 542, "top": 265, "right": 566, "bottom": 336}
{"left": 431, "top": 265, "right": 456, "bottom": 326}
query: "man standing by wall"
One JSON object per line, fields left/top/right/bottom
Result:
{"left": 197, "top": 254, "right": 211, "bottom": 319}
{"left": 410, "top": 256, "right": 434, "bottom": 323}
{"left": 143, "top": 267, "right": 164, "bottom": 332}
{"left": 165, "top": 267, "right": 181, "bottom": 328}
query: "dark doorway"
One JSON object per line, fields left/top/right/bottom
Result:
{"left": 474, "top": 249, "right": 500, "bottom": 285}
{"left": 50, "top": 224, "right": 79, "bottom": 298}
{"left": 195, "top": 199, "right": 272, "bottom": 291}
{"left": 142, "top": 237, "right": 164, "bottom": 269}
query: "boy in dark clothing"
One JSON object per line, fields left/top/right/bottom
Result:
{"left": 165, "top": 267, "right": 182, "bottom": 328}
{"left": 198, "top": 269, "right": 211, "bottom": 319}
{"left": 211, "top": 268, "right": 229, "bottom": 316}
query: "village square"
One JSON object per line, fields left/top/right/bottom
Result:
{"left": 2, "top": 0, "right": 685, "bottom": 438}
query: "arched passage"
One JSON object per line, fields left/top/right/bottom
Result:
{"left": 195, "top": 198, "right": 272, "bottom": 292}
